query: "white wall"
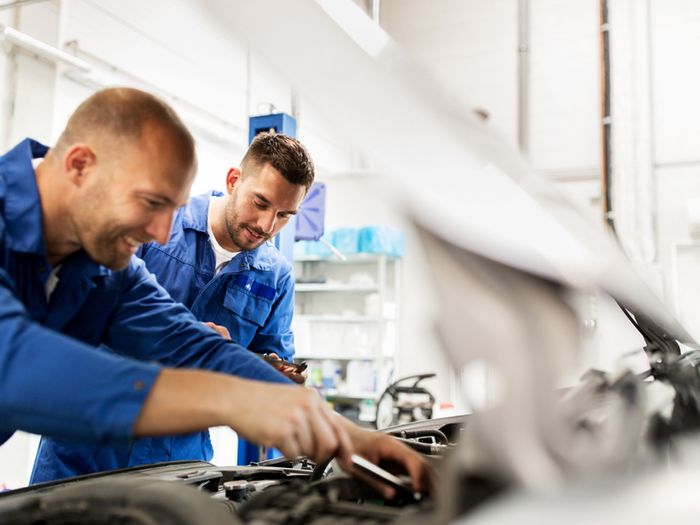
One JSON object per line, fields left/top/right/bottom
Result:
{"left": 604, "top": 0, "right": 700, "bottom": 340}
{"left": 528, "top": 0, "right": 601, "bottom": 174}
{"left": 375, "top": 0, "right": 700, "bottom": 382}
{"left": 381, "top": 0, "right": 519, "bottom": 148}
{"left": 649, "top": 0, "right": 700, "bottom": 334}
{"left": 373, "top": 0, "right": 608, "bottom": 404}
{"left": 0, "top": 0, "right": 60, "bottom": 150}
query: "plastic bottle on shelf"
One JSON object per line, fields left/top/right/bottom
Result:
{"left": 321, "top": 359, "right": 339, "bottom": 391}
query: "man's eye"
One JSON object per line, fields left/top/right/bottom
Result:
{"left": 254, "top": 201, "right": 267, "bottom": 209}
{"left": 145, "top": 199, "right": 162, "bottom": 209}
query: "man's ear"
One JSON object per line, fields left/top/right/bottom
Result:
{"left": 225, "top": 167, "right": 241, "bottom": 194}
{"left": 64, "top": 143, "right": 96, "bottom": 187}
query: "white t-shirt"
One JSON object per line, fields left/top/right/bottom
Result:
{"left": 208, "top": 196, "right": 239, "bottom": 275}
{"left": 45, "top": 265, "right": 61, "bottom": 302}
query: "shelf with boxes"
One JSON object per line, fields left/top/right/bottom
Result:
{"left": 292, "top": 226, "right": 403, "bottom": 424}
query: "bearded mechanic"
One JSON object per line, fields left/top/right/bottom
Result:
{"left": 35, "top": 132, "right": 313, "bottom": 475}
{"left": 139, "top": 131, "right": 307, "bottom": 370}
{"left": 0, "top": 87, "right": 433, "bottom": 496}
{"left": 136, "top": 132, "right": 310, "bottom": 467}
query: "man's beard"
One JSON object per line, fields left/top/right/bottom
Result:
{"left": 72, "top": 178, "right": 134, "bottom": 270}
{"left": 75, "top": 209, "right": 134, "bottom": 270}
{"left": 85, "top": 229, "right": 134, "bottom": 269}
{"left": 225, "top": 211, "right": 268, "bottom": 251}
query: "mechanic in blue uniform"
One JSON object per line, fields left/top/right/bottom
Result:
{"left": 131, "top": 132, "right": 309, "bottom": 465}
{"left": 138, "top": 132, "right": 308, "bottom": 369}
{"left": 0, "top": 87, "right": 432, "bottom": 496}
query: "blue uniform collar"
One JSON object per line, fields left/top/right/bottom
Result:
{"left": 1, "top": 138, "right": 49, "bottom": 254}
{"left": 181, "top": 191, "right": 216, "bottom": 234}
{"left": 2, "top": 138, "right": 111, "bottom": 281}
{"left": 183, "top": 191, "right": 275, "bottom": 272}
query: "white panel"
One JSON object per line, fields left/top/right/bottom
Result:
{"left": 190, "top": 138, "right": 244, "bottom": 197}
{"left": 51, "top": 75, "right": 94, "bottom": 138}
{"left": 529, "top": 0, "right": 601, "bottom": 171}
{"left": 382, "top": 0, "right": 601, "bottom": 170}
{"left": 1, "top": 1, "right": 60, "bottom": 149}
{"left": 656, "top": 165, "right": 700, "bottom": 306}
{"left": 381, "top": 0, "right": 518, "bottom": 145}
{"left": 650, "top": 0, "right": 700, "bottom": 164}
{"left": 297, "top": 97, "right": 356, "bottom": 174}
{"left": 553, "top": 178, "right": 604, "bottom": 229}
{"left": 248, "top": 52, "right": 292, "bottom": 116}
{"left": 6, "top": 55, "right": 56, "bottom": 146}
{"left": 16, "top": 0, "right": 60, "bottom": 43}
{"left": 671, "top": 242, "right": 700, "bottom": 341}
{"left": 60, "top": 0, "right": 249, "bottom": 127}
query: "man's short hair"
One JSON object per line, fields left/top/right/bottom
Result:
{"left": 241, "top": 132, "right": 315, "bottom": 189}
{"left": 54, "top": 87, "right": 195, "bottom": 168}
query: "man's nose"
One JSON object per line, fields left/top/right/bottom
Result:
{"left": 145, "top": 209, "right": 173, "bottom": 245}
{"left": 258, "top": 210, "right": 277, "bottom": 235}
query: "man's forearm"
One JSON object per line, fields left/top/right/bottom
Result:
{"left": 133, "top": 368, "right": 237, "bottom": 436}
{"left": 132, "top": 368, "right": 350, "bottom": 466}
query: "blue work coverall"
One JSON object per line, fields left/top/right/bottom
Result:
{"left": 138, "top": 191, "right": 295, "bottom": 359}
{"left": 0, "top": 139, "right": 290, "bottom": 484}
{"left": 131, "top": 191, "right": 296, "bottom": 464}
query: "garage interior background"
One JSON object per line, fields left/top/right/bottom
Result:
{"left": 2, "top": 0, "right": 700, "bottom": 489}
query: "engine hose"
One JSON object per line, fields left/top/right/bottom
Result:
{"left": 386, "top": 428, "right": 449, "bottom": 445}
{"left": 394, "top": 437, "right": 448, "bottom": 455}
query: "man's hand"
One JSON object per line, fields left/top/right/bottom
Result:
{"left": 134, "top": 368, "right": 435, "bottom": 495}
{"left": 203, "top": 321, "right": 231, "bottom": 339}
{"left": 228, "top": 380, "right": 352, "bottom": 462}
{"left": 265, "top": 352, "right": 308, "bottom": 384}
{"left": 337, "top": 419, "right": 437, "bottom": 499}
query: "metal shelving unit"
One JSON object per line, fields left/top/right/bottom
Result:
{"left": 292, "top": 254, "right": 401, "bottom": 417}
{"left": 295, "top": 283, "right": 379, "bottom": 293}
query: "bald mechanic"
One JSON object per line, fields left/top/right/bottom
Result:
{"left": 0, "top": 87, "right": 432, "bottom": 496}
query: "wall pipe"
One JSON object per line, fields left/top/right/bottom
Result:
{"left": 599, "top": 0, "right": 614, "bottom": 232}
{"left": 0, "top": 24, "right": 89, "bottom": 72}
{"left": 0, "top": 0, "right": 49, "bottom": 11}
{"left": 645, "top": 0, "right": 659, "bottom": 263}
{"left": 517, "top": 0, "right": 530, "bottom": 155}
{"left": 370, "top": 0, "right": 380, "bottom": 23}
